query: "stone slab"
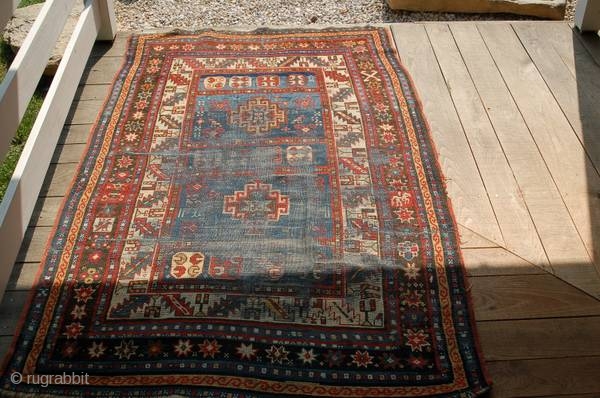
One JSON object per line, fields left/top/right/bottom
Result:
{"left": 386, "top": 0, "right": 566, "bottom": 19}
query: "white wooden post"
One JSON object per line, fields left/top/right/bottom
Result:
{"left": 0, "top": 0, "right": 19, "bottom": 32}
{"left": 0, "top": 0, "right": 103, "bottom": 301}
{"left": 575, "top": 0, "right": 600, "bottom": 32}
{"left": 96, "top": 0, "right": 116, "bottom": 41}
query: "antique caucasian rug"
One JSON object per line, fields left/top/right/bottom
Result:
{"left": 1, "top": 28, "right": 490, "bottom": 397}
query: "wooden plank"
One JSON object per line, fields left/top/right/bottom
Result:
{"left": 5, "top": 262, "right": 39, "bottom": 291}
{"left": 0, "top": 291, "right": 29, "bottom": 336}
{"left": 470, "top": 274, "right": 600, "bottom": 321}
{"left": 80, "top": 55, "right": 124, "bottom": 85}
{"left": 39, "top": 163, "right": 78, "bottom": 197}
{"left": 67, "top": 100, "right": 105, "bottom": 125}
{"left": 75, "top": 83, "right": 111, "bottom": 101}
{"left": 0, "top": 336, "right": 14, "bottom": 365}
{"left": 575, "top": 30, "right": 600, "bottom": 66}
{"left": 575, "top": 0, "right": 600, "bottom": 32}
{"left": 0, "top": 0, "right": 18, "bottom": 32}
{"left": 488, "top": 357, "right": 600, "bottom": 397}
{"left": 390, "top": 24, "right": 504, "bottom": 246}
{"left": 458, "top": 224, "right": 500, "bottom": 248}
{"left": 534, "top": 395, "right": 600, "bottom": 398}
{"left": 450, "top": 23, "right": 600, "bottom": 298}
{"left": 29, "top": 196, "right": 62, "bottom": 227}
{"left": 0, "top": 0, "right": 101, "bottom": 300}
{"left": 15, "top": 226, "right": 52, "bottom": 263}
{"left": 0, "top": 0, "right": 78, "bottom": 161}
{"left": 51, "top": 143, "right": 87, "bottom": 164}
{"left": 477, "top": 316, "right": 600, "bottom": 360}
{"left": 513, "top": 23, "right": 600, "bottom": 174}
{"left": 96, "top": 0, "right": 116, "bottom": 41}
{"left": 60, "top": 124, "right": 94, "bottom": 145}
{"left": 479, "top": 23, "right": 600, "bottom": 285}
{"left": 90, "top": 32, "right": 130, "bottom": 58}
{"left": 425, "top": 23, "right": 549, "bottom": 270}
{"left": 463, "top": 248, "right": 544, "bottom": 276}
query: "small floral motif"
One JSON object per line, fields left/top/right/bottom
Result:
{"left": 394, "top": 208, "right": 415, "bottom": 224}
{"left": 265, "top": 345, "right": 289, "bottom": 365}
{"left": 351, "top": 350, "right": 373, "bottom": 368}
{"left": 81, "top": 267, "right": 100, "bottom": 284}
{"left": 378, "top": 352, "right": 401, "bottom": 369}
{"left": 398, "top": 241, "right": 419, "bottom": 261}
{"left": 114, "top": 340, "right": 138, "bottom": 360}
{"left": 236, "top": 343, "right": 258, "bottom": 360}
{"left": 403, "top": 262, "right": 421, "bottom": 280}
{"left": 88, "top": 342, "right": 106, "bottom": 359}
{"left": 322, "top": 350, "right": 345, "bottom": 368}
{"left": 174, "top": 339, "right": 194, "bottom": 357}
{"left": 198, "top": 339, "right": 222, "bottom": 359}
{"left": 61, "top": 342, "right": 79, "bottom": 358}
{"left": 147, "top": 340, "right": 163, "bottom": 358}
{"left": 116, "top": 155, "right": 134, "bottom": 169}
{"left": 405, "top": 329, "right": 431, "bottom": 352}
{"left": 70, "top": 304, "right": 86, "bottom": 320}
{"left": 408, "top": 355, "right": 428, "bottom": 369}
{"left": 297, "top": 348, "right": 318, "bottom": 365}
{"left": 63, "top": 322, "right": 84, "bottom": 339}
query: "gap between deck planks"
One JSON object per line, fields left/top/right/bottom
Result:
{"left": 478, "top": 22, "right": 600, "bottom": 284}
{"left": 2, "top": 24, "right": 600, "bottom": 398}
{"left": 392, "top": 22, "right": 600, "bottom": 298}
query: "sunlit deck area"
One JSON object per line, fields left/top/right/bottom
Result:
{"left": 1, "top": 20, "right": 600, "bottom": 397}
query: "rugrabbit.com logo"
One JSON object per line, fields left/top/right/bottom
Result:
{"left": 10, "top": 371, "right": 90, "bottom": 387}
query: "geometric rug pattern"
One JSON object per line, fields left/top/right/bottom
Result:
{"left": 1, "top": 28, "right": 490, "bottom": 397}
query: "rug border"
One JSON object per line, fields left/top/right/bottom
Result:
{"left": 381, "top": 26, "right": 493, "bottom": 392}
{"left": 0, "top": 35, "right": 135, "bottom": 376}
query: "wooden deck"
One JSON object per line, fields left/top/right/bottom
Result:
{"left": 1, "top": 21, "right": 600, "bottom": 397}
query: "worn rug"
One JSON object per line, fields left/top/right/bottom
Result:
{"left": 1, "top": 27, "right": 490, "bottom": 397}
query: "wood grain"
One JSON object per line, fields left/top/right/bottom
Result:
{"left": 471, "top": 274, "right": 600, "bottom": 320}
{"left": 80, "top": 55, "right": 125, "bottom": 85}
{"left": 15, "top": 227, "right": 52, "bottom": 263}
{"left": 458, "top": 224, "right": 501, "bottom": 249}
{"left": 51, "top": 143, "right": 87, "bottom": 164}
{"left": 426, "top": 23, "right": 549, "bottom": 270}
{"left": 59, "top": 124, "right": 94, "bottom": 145}
{"left": 487, "top": 357, "right": 600, "bottom": 397}
{"left": 5, "top": 263, "right": 39, "bottom": 292}
{"left": 66, "top": 100, "right": 105, "bottom": 125}
{"left": 513, "top": 23, "right": 600, "bottom": 180}
{"left": 29, "top": 196, "right": 62, "bottom": 227}
{"left": 478, "top": 23, "right": 600, "bottom": 293}
{"left": 451, "top": 23, "right": 600, "bottom": 298}
{"left": 90, "top": 32, "right": 130, "bottom": 58}
{"left": 463, "top": 248, "right": 544, "bottom": 276}
{"left": 75, "top": 83, "right": 111, "bottom": 101}
{"left": 477, "top": 316, "right": 600, "bottom": 360}
{"left": 391, "top": 24, "right": 504, "bottom": 246}
{"left": 39, "top": 163, "right": 78, "bottom": 197}
{"left": 0, "top": 291, "right": 29, "bottom": 336}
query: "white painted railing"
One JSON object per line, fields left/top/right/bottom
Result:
{"left": 576, "top": 0, "right": 600, "bottom": 31}
{"left": 0, "top": 0, "right": 116, "bottom": 298}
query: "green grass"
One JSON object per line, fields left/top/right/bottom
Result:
{"left": 19, "top": 0, "right": 45, "bottom": 7}
{"left": 0, "top": 0, "right": 48, "bottom": 198}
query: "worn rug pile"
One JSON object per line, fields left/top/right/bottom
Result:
{"left": 1, "top": 27, "right": 490, "bottom": 397}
